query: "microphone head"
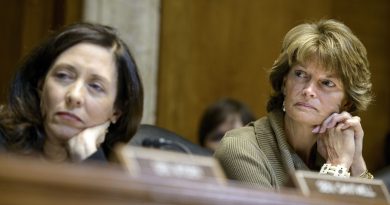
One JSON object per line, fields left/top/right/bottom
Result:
{"left": 140, "top": 138, "right": 192, "bottom": 153}
{"left": 141, "top": 138, "right": 156, "bottom": 147}
{"left": 142, "top": 138, "right": 171, "bottom": 148}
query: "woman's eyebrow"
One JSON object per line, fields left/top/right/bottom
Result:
{"left": 324, "top": 73, "right": 340, "bottom": 79}
{"left": 90, "top": 73, "right": 110, "bottom": 84}
{"left": 52, "top": 63, "right": 76, "bottom": 72}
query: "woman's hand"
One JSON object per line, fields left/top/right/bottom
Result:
{"left": 314, "top": 112, "right": 367, "bottom": 176}
{"left": 67, "top": 122, "right": 110, "bottom": 162}
{"left": 316, "top": 122, "right": 355, "bottom": 169}
{"left": 339, "top": 116, "right": 367, "bottom": 176}
{"left": 315, "top": 112, "right": 360, "bottom": 170}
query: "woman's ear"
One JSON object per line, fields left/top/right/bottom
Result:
{"left": 341, "top": 100, "right": 353, "bottom": 112}
{"left": 282, "top": 76, "right": 287, "bottom": 95}
{"left": 110, "top": 109, "right": 122, "bottom": 124}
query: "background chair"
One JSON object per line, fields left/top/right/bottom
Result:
{"left": 129, "top": 124, "right": 213, "bottom": 156}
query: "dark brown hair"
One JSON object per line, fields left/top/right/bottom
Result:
{"left": 198, "top": 98, "right": 255, "bottom": 146}
{"left": 0, "top": 23, "right": 143, "bottom": 155}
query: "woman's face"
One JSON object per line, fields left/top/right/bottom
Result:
{"left": 205, "top": 113, "right": 243, "bottom": 151}
{"left": 283, "top": 60, "right": 347, "bottom": 126}
{"left": 40, "top": 43, "right": 120, "bottom": 142}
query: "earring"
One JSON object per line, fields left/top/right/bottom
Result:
{"left": 282, "top": 101, "right": 286, "bottom": 112}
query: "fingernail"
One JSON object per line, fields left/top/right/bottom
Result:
{"left": 312, "top": 126, "right": 320, "bottom": 133}
{"left": 319, "top": 125, "right": 327, "bottom": 133}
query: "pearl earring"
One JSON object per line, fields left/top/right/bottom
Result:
{"left": 282, "top": 101, "right": 286, "bottom": 112}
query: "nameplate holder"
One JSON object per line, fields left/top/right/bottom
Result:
{"left": 293, "top": 170, "right": 390, "bottom": 203}
{"left": 114, "top": 144, "right": 226, "bottom": 184}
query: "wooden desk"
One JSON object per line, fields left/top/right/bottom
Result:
{"left": 0, "top": 154, "right": 386, "bottom": 205}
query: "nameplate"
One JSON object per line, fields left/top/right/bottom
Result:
{"left": 293, "top": 170, "right": 390, "bottom": 202}
{"left": 114, "top": 144, "right": 226, "bottom": 184}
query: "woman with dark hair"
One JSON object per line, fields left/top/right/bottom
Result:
{"left": 198, "top": 98, "right": 255, "bottom": 152}
{"left": 0, "top": 23, "right": 143, "bottom": 162}
{"left": 215, "top": 19, "right": 374, "bottom": 189}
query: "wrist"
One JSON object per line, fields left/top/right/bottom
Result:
{"left": 320, "top": 163, "right": 350, "bottom": 178}
{"left": 350, "top": 156, "right": 367, "bottom": 176}
{"left": 326, "top": 159, "right": 352, "bottom": 170}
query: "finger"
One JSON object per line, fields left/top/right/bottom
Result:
{"left": 340, "top": 123, "right": 351, "bottom": 130}
{"left": 74, "top": 122, "right": 109, "bottom": 147}
{"left": 317, "top": 132, "right": 330, "bottom": 147}
{"left": 319, "top": 113, "right": 338, "bottom": 133}
{"left": 344, "top": 116, "right": 361, "bottom": 127}
{"left": 335, "top": 122, "right": 345, "bottom": 132}
{"left": 321, "top": 112, "right": 351, "bottom": 132}
{"left": 312, "top": 125, "right": 320, "bottom": 133}
{"left": 335, "top": 122, "right": 355, "bottom": 142}
{"left": 88, "top": 122, "right": 110, "bottom": 137}
{"left": 95, "top": 121, "right": 110, "bottom": 132}
{"left": 94, "top": 122, "right": 110, "bottom": 145}
{"left": 343, "top": 116, "right": 364, "bottom": 139}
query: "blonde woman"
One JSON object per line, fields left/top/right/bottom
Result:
{"left": 215, "top": 19, "right": 373, "bottom": 189}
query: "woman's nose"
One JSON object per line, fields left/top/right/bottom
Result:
{"left": 65, "top": 82, "right": 84, "bottom": 107}
{"left": 302, "top": 81, "right": 317, "bottom": 98}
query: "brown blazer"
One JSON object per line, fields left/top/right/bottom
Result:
{"left": 214, "top": 110, "right": 312, "bottom": 189}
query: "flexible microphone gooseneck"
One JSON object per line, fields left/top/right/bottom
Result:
{"left": 141, "top": 137, "right": 192, "bottom": 155}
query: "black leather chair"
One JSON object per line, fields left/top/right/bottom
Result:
{"left": 129, "top": 124, "right": 213, "bottom": 157}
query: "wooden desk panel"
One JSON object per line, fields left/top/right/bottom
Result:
{"left": 0, "top": 154, "right": 386, "bottom": 205}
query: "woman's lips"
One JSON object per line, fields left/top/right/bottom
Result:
{"left": 56, "top": 112, "right": 82, "bottom": 122}
{"left": 295, "top": 102, "right": 317, "bottom": 111}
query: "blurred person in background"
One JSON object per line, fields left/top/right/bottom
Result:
{"left": 198, "top": 98, "right": 255, "bottom": 152}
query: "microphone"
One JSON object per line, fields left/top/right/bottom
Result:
{"left": 141, "top": 138, "right": 192, "bottom": 154}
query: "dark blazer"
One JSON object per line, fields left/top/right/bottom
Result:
{"left": 0, "top": 129, "right": 5, "bottom": 151}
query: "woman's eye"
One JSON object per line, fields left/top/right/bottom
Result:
{"left": 89, "top": 82, "right": 105, "bottom": 92}
{"left": 322, "top": 80, "right": 336, "bottom": 87}
{"left": 294, "top": 70, "right": 306, "bottom": 78}
{"left": 55, "top": 72, "right": 71, "bottom": 81}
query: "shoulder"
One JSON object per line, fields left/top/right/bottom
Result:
{"left": 218, "top": 115, "right": 271, "bottom": 145}
{"left": 224, "top": 125, "right": 256, "bottom": 141}
{"left": 214, "top": 117, "right": 277, "bottom": 187}
{"left": 218, "top": 124, "right": 257, "bottom": 150}
{"left": 215, "top": 118, "right": 266, "bottom": 160}
{"left": 214, "top": 113, "right": 284, "bottom": 172}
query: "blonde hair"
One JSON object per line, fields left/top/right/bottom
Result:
{"left": 267, "top": 19, "right": 373, "bottom": 113}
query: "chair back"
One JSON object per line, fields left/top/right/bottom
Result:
{"left": 129, "top": 124, "right": 213, "bottom": 156}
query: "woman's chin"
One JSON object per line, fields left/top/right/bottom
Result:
{"left": 46, "top": 124, "right": 82, "bottom": 141}
{"left": 287, "top": 111, "right": 323, "bottom": 126}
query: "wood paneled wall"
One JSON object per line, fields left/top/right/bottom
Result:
{"left": 157, "top": 0, "right": 390, "bottom": 171}
{"left": 0, "top": 1, "right": 24, "bottom": 102}
{"left": 0, "top": 0, "right": 82, "bottom": 103}
{"left": 331, "top": 0, "right": 390, "bottom": 171}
